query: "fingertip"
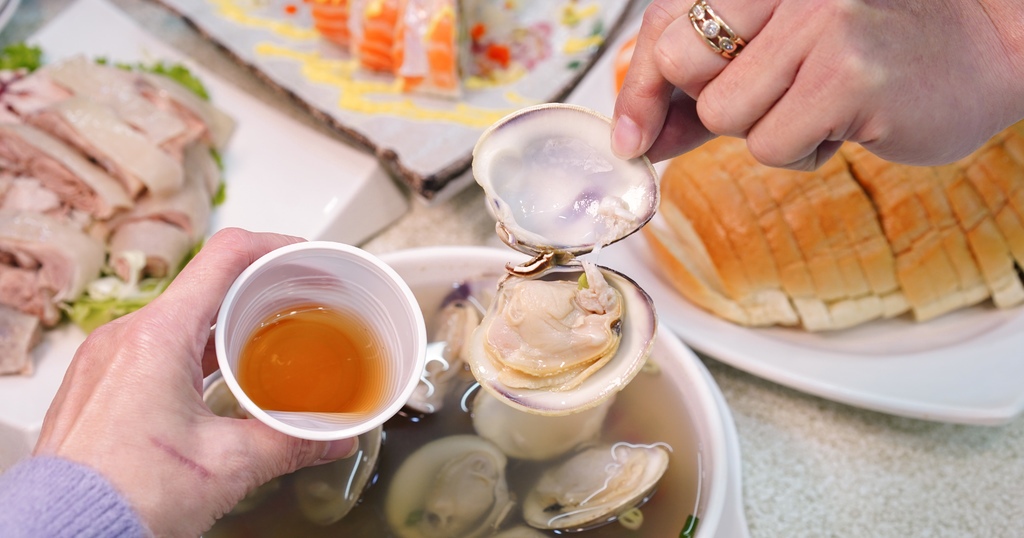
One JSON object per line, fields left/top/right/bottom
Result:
{"left": 315, "top": 437, "right": 359, "bottom": 465}
{"left": 611, "top": 115, "right": 643, "bottom": 160}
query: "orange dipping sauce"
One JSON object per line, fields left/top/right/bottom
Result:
{"left": 237, "top": 304, "right": 382, "bottom": 414}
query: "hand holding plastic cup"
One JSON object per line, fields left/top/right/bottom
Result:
{"left": 215, "top": 241, "right": 426, "bottom": 441}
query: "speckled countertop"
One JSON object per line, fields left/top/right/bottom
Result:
{"left": 4, "top": 1, "right": 1024, "bottom": 536}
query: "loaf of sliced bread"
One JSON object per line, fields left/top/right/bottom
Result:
{"left": 644, "top": 127, "right": 1024, "bottom": 330}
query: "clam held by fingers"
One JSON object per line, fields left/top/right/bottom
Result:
{"left": 468, "top": 103, "right": 660, "bottom": 416}
{"left": 467, "top": 259, "right": 656, "bottom": 416}
{"left": 472, "top": 103, "right": 659, "bottom": 256}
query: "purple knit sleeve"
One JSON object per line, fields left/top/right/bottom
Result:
{"left": 0, "top": 456, "right": 149, "bottom": 538}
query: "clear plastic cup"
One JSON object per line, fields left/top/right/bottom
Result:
{"left": 215, "top": 241, "right": 426, "bottom": 441}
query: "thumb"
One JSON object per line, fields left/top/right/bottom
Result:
{"left": 232, "top": 419, "right": 359, "bottom": 482}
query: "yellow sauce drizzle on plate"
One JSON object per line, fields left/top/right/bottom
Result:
{"left": 209, "top": 0, "right": 319, "bottom": 41}
{"left": 255, "top": 43, "right": 520, "bottom": 126}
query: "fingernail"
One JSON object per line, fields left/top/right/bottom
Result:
{"left": 611, "top": 115, "right": 641, "bottom": 159}
{"left": 316, "top": 437, "right": 359, "bottom": 465}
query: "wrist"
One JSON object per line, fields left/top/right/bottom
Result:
{"left": 0, "top": 456, "right": 150, "bottom": 537}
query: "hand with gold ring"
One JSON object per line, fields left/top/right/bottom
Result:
{"left": 611, "top": 0, "right": 1024, "bottom": 170}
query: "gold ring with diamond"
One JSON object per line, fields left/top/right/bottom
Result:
{"left": 689, "top": 0, "right": 746, "bottom": 59}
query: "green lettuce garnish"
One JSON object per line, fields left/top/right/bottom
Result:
{"left": 0, "top": 43, "right": 43, "bottom": 72}
{"left": 67, "top": 241, "right": 204, "bottom": 333}
{"left": 67, "top": 278, "right": 171, "bottom": 333}
{"left": 96, "top": 57, "right": 209, "bottom": 100}
{"left": 142, "top": 61, "right": 210, "bottom": 100}
{"left": 210, "top": 148, "right": 227, "bottom": 206}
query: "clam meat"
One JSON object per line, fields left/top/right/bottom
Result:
{"left": 522, "top": 442, "right": 671, "bottom": 531}
{"left": 482, "top": 260, "right": 621, "bottom": 392}
{"left": 386, "top": 435, "right": 514, "bottom": 538}
{"left": 466, "top": 260, "right": 656, "bottom": 416}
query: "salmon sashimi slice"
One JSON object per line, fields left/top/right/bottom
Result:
{"left": 311, "top": 0, "right": 351, "bottom": 47}
{"left": 355, "top": 0, "right": 401, "bottom": 72}
{"left": 395, "top": 0, "right": 461, "bottom": 96}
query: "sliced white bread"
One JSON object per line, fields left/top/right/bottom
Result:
{"left": 936, "top": 164, "right": 1024, "bottom": 308}
{"left": 647, "top": 128, "right": 1024, "bottom": 331}
{"left": 820, "top": 156, "right": 908, "bottom": 318}
{"left": 844, "top": 145, "right": 964, "bottom": 320}
{"left": 719, "top": 142, "right": 830, "bottom": 328}
{"left": 800, "top": 158, "right": 885, "bottom": 328}
{"left": 661, "top": 147, "right": 798, "bottom": 325}
{"left": 966, "top": 144, "right": 1024, "bottom": 270}
{"left": 915, "top": 168, "right": 990, "bottom": 308}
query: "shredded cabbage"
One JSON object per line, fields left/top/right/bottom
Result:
{"left": 67, "top": 242, "right": 204, "bottom": 333}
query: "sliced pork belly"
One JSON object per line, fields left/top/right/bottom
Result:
{"left": 182, "top": 141, "right": 221, "bottom": 198}
{"left": 43, "top": 56, "right": 189, "bottom": 147}
{"left": 0, "top": 263, "right": 59, "bottom": 325}
{"left": 104, "top": 158, "right": 209, "bottom": 279}
{"left": 0, "top": 303, "right": 41, "bottom": 375}
{"left": 112, "top": 154, "right": 211, "bottom": 242}
{"left": 138, "top": 72, "right": 235, "bottom": 151}
{"left": 27, "top": 95, "right": 184, "bottom": 196}
{"left": 0, "top": 124, "right": 132, "bottom": 219}
{"left": 109, "top": 220, "right": 192, "bottom": 280}
{"left": 0, "top": 105, "right": 19, "bottom": 124}
{"left": 1, "top": 69, "right": 73, "bottom": 118}
{"left": 0, "top": 210, "right": 105, "bottom": 325}
{"left": 1, "top": 177, "right": 62, "bottom": 214}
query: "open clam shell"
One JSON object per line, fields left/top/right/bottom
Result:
{"left": 466, "top": 263, "right": 657, "bottom": 416}
{"left": 472, "top": 103, "right": 659, "bottom": 257}
{"left": 522, "top": 442, "right": 671, "bottom": 532}
{"left": 385, "top": 435, "right": 514, "bottom": 538}
{"left": 292, "top": 425, "right": 384, "bottom": 526}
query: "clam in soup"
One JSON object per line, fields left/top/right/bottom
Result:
{"left": 205, "top": 268, "right": 707, "bottom": 538}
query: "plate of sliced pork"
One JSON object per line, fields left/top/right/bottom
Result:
{"left": 0, "top": 51, "right": 232, "bottom": 372}
{"left": 0, "top": 0, "right": 408, "bottom": 469}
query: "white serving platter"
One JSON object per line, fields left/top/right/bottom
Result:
{"left": 154, "top": 0, "right": 636, "bottom": 198}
